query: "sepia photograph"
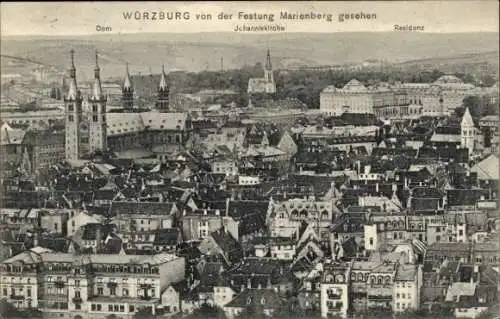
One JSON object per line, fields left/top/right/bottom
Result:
{"left": 0, "top": 1, "right": 499, "bottom": 319}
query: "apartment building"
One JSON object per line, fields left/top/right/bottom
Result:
{"left": 0, "top": 250, "right": 185, "bottom": 319}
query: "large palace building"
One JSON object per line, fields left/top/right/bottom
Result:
{"left": 320, "top": 76, "right": 498, "bottom": 119}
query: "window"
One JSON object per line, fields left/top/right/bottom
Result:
{"left": 436, "top": 236, "right": 441, "bottom": 242}
{"left": 69, "top": 115, "right": 74, "bottom": 122}
{"left": 93, "top": 115, "right": 98, "bottom": 122}
{"left": 75, "top": 280, "right": 80, "bottom": 287}
{"left": 129, "top": 305, "right": 135, "bottom": 312}
{"left": 92, "top": 105, "right": 98, "bottom": 112}
{"left": 114, "top": 305, "right": 119, "bottom": 312}
{"left": 108, "top": 305, "right": 113, "bottom": 312}
{"left": 369, "top": 238, "right": 374, "bottom": 246}
{"left": 2, "top": 288, "right": 7, "bottom": 296}
{"left": 123, "top": 289, "right": 129, "bottom": 296}
{"left": 91, "top": 304, "right": 96, "bottom": 311}
{"left": 98, "top": 288, "right": 103, "bottom": 295}
{"left": 97, "top": 304, "right": 102, "bottom": 311}
{"left": 75, "top": 291, "right": 80, "bottom": 298}
{"left": 75, "top": 304, "right": 81, "bottom": 310}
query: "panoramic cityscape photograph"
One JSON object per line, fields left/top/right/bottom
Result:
{"left": 0, "top": 1, "right": 499, "bottom": 319}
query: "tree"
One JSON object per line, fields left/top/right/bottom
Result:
{"left": 480, "top": 74, "right": 496, "bottom": 87}
{"left": 188, "top": 303, "right": 227, "bottom": 319}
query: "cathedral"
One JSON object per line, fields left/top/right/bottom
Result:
{"left": 247, "top": 48, "right": 276, "bottom": 94}
{"left": 64, "top": 50, "right": 107, "bottom": 161}
{"left": 64, "top": 50, "right": 190, "bottom": 161}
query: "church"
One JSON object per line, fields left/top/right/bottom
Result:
{"left": 64, "top": 50, "right": 191, "bottom": 162}
{"left": 247, "top": 48, "right": 276, "bottom": 94}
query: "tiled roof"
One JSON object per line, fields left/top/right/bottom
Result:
{"left": 106, "top": 111, "right": 189, "bottom": 136}
{"left": 224, "top": 288, "right": 281, "bottom": 309}
{"left": 110, "top": 201, "right": 174, "bottom": 216}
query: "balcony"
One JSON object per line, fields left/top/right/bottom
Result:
{"left": 72, "top": 297, "right": 83, "bottom": 303}
{"left": 367, "top": 295, "right": 392, "bottom": 300}
{"left": 107, "top": 282, "right": 118, "bottom": 289}
{"left": 326, "top": 301, "right": 343, "bottom": 311}
{"left": 327, "top": 292, "right": 342, "bottom": 299}
{"left": 10, "top": 294, "right": 25, "bottom": 300}
{"left": 139, "top": 283, "right": 153, "bottom": 289}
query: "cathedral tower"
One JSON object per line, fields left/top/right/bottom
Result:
{"left": 88, "top": 51, "right": 107, "bottom": 154}
{"left": 461, "top": 107, "right": 475, "bottom": 155}
{"left": 156, "top": 65, "right": 169, "bottom": 111}
{"left": 122, "top": 63, "right": 134, "bottom": 109}
{"left": 64, "top": 49, "right": 83, "bottom": 161}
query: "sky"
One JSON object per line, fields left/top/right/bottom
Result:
{"left": 1, "top": 1, "right": 499, "bottom": 36}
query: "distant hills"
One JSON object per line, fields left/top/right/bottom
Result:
{"left": 1, "top": 32, "right": 498, "bottom": 80}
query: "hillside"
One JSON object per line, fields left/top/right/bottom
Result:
{"left": 1, "top": 32, "right": 498, "bottom": 79}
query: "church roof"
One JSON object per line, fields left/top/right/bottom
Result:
{"left": 106, "top": 111, "right": 189, "bottom": 136}
{"left": 461, "top": 107, "right": 474, "bottom": 126}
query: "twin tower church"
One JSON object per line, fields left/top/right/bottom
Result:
{"left": 63, "top": 48, "right": 276, "bottom": 161}
{"left": 63, "top": 50, "right": 175, "bottom": 161}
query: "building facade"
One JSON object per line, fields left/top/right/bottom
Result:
{"left": 0, "top": 251, "right": 185, "bottom": 318}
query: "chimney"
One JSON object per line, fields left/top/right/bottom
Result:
{"left": 247, "top": 278, "right": 252, "bottom": 289}
{"left": 95, "top": 225, "right": 102, "bottom": 252}
{"left": 375, "top": 182, "right": 380, "bottom": 193}
{"left": 364, "top": 165, "right": 371, "bottom": 175}
{"left": 33, "top": 232, "right": 39, "bottom": 247}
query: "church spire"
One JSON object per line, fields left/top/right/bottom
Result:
{"left": 265, "top": 48, "right": 272, "bottom": 70}
{"left": 69, "top": 49, "right": 76, "bottom": 78}
{"left": 461, "top": 107, "right": 474, "bottom": 127}
{"left": 94, "top": 50, "right": 100, "bottom": 78}
{"left": 123, "top": 62, "right": 132, "bottom": 91}
{"left": 66, "top": 49, "right": 78, "bottom": 100}
{"left": 156, "top": 64, "right": 169, "bottom": 111}
{"left": 159, "top": 64, "right": 168, "bottom": 91}
{"left": 91, "top": 50, "right": 103, "bottom": 100}
{"left": 122, "top": 62, "right": 134, "bottom": 109}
